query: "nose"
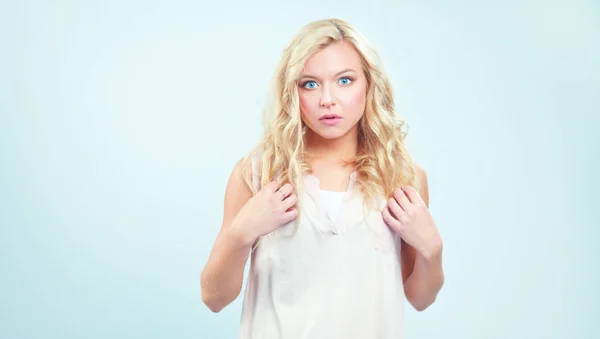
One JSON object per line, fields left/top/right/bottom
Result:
{"left": 319, "top": 85, "right": 335, "bottom": 108}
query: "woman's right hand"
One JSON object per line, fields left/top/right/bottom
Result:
{"left": 230, "top": 181, "right": 298, "bottom": 244}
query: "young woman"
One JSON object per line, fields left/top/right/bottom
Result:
{"left": 201, "top": 18, "right": 444, "bottom": 338}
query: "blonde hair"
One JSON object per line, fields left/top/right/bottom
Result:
{"left": 241, "top": 18, "right": 417, "bottom": 211}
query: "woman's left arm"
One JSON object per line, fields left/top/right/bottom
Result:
{"left": 383, "top": 165, "right": 445, "bottom": 311}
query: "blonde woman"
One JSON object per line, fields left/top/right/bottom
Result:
{"left": 201, "top": 18, "right": 444, "bottom": 338}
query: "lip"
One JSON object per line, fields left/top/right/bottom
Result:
{"left": 319, "top": 114, "right": 342, "bottom": 120}
{"left": 319, "top": 114, "right": 342, "bottom": 126}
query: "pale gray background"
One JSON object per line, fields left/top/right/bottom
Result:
{"left": 1, "top": 0, "right": 599, "bottom": 338}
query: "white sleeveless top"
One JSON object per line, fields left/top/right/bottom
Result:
{"left": 239, "top": 153, "right": 406, "bottom": 339}
{"left": 319, "top": 189, "right": 346, "bottom": 224}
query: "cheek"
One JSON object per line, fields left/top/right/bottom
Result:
{"left": 299, "top": 93, "right": 318, "bottom": 119}
{"left": 342, "top": 87, "right": 367, "bottom": 113}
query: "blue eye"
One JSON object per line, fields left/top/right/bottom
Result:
{"left": 338, "top": 77, "right": 352, "bottom": 85}
{"left": 303, "top": 81, "right": 318, "bottom": 89}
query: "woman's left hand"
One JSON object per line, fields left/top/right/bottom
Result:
{"left": 382, "top": 186, "right": 442, "bottom": 258}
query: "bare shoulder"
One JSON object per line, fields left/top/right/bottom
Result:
{"left": 222, "top": 158, "right": 254, "bottom": 229}
{"left": 415, "top": 163, "right": 429, "bottom": 207}
{"left": 400, "top": 163, "right": 429, "bottom": 283}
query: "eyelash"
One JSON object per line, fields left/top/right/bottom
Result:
{"left": 301, "top": 76, "right": 354, "bottom": 89}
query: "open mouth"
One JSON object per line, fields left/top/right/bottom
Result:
{"left": 320, "top": 114, "right": 341, "bottom": 120}
{"left": 319, "top": 114, "right": 342, "bottom": 125}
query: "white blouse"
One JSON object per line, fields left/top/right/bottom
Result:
{"left": 239, "top": 153, "right": 406, "bottom": 339}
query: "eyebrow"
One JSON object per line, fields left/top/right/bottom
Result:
{"left": 298, "top": 68, "right": 357, "bottom": 81}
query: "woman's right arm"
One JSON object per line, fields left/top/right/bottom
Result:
{"left": 201, "top": 158, "right": 298, "bottom": 312}
{"left": 200, "top": 159, "right": 255, "bottom": 313}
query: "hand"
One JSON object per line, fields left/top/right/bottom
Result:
{"left": 232, "top": 181, "right": 298, "bottom": 243}
{"left": 382, "top": 186, "right": 442, "bottom": 258}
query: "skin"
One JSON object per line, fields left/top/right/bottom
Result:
{"left": 299, "top": 41, "right": 444, "bottom": 311}
{"left": 200, "top": 40, "right": 444, "bottom": 313}
{"left": 298, "top": 41, "right": 367, "bottom": 191}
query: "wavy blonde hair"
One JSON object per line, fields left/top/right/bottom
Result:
{"left": 241, "top": 18, "right": 417, "bottom": 211}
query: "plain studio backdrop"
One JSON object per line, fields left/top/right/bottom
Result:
{"left": 1, "top": 0, "right": 598, "bottom": 338}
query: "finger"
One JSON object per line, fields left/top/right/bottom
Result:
{"left": 382, "top": 206, "right": 402, "bottom": 229}
{"left": 393, "top": 188, "right": 411, "bottom": 211}
{"left": 403, "top": 186, "right": 424, "bottom": 205}
{"left": 265, "top": 181, "right": 280, "bottom": 192}
{"left": 277, "top": 183, "right": 294, "bottom": 199}
{"left": 387, "top": 197, "right": 406, "bottom": 224}
{"left": 282, "top": 193, "right": 298, "bottom": 211}
{"left": 280, "top": 208, "right": 299, "bottom": 224}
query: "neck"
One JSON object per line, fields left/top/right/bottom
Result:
{"left": 304, "top": 128, "right": 359, "bottom": 166}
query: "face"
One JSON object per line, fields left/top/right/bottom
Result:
{"left": 298, "top": 41, "right": 368, "bottom": 141}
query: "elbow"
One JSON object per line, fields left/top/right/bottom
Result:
{"left": 411, "top": 298, "right": 435, "bottom": 312}
{"left": 411, "top": 275, "right": 445, "bottom": 312}
{"left": 202, "top": 287, "right": 233, "bottom": 313}
{"left": 201, "top": 274, "right": 224, "bottom": 313}
{"left": 203, "top": 294, "right": 226, "bottom": 313}
{"left": 202, "top": 289, "right": 229, "bottom": 313}
{"left": 200, "top": 275, "right": 237, "bottom": 313}
{"left": 407, "top": 292, "right": 437, "bottom": 312}
{"left": 409, "top": 287, "right": 444, "bottom": 312}
{"left": 406, "top": 286, "right": 443, "bottom": 312}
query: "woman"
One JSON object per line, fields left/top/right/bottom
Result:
{"left": 201, "top": 18, "right": 444, "bottom": 338}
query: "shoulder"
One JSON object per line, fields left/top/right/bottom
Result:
{"left": 415, "top": 163, "right": 429, "bottom": 207}
{"left": 230, "top": 143, "right": 265, "bottom": 193}
{"left": 227, "top": 157, "right": 253, "bottom": 197}
{"left": 226, "top": 143, "right": 264, "bottom": 199}
{"left": 415, "top": 163, "right": 428, "bottom": 188}
{"left": 221, "top": 157, "right": 254, "bottom": 221}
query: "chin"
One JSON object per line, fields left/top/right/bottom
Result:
{"left": 314, "top": 128, "right": 349, "bottom": 140}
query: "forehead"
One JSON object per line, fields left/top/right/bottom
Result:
{"left": 301, "top": 41, "right": 363, "bottom": 76}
